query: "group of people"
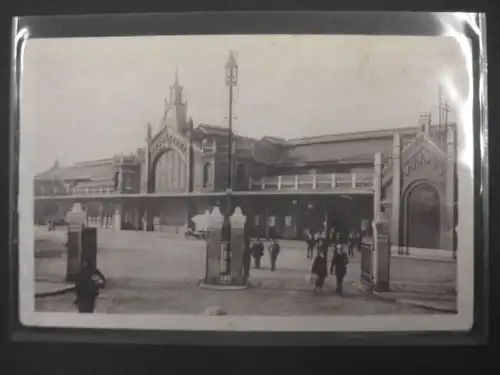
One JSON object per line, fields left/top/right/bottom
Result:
{"left": 242, "top": 237, "right": 281, "bottom": 282}
{"left": 306, "top": 228, "right": 363, "bottom": 295}
{"left": 305, "top": 228, "right": 362, "bottom": 260}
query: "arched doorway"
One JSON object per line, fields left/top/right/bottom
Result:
{"left": 405, "top": 183, "right": 441, "bottom": 249}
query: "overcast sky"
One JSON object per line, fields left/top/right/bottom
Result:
{"left": 21, "top": 35, "right": 468, "bottom": 174}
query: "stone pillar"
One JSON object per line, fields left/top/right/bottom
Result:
{"left": 391, "top": 133, "right": 402, "bottom": 247}
{"left": 204, "top": 207, "right": 224, "bottom": 284}
{"left": 373, "top": 213, "right": 391, "bottom": 292}
{"left": 113, "top": 203, "right": 122, "bottom": 231}
{"left": 229, "top": 207, "right": 246, "bottom": 285}
{"left": 373, "top": 152, "right": 382, "bottom": 230}
{"left": 443, "top": 126, "right": 456, "bottom": 251}
{"left": 65, "top": 203, "right": 86, "bottom": 282}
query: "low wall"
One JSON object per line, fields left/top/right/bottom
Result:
{"left": 389, "top": 256, "right": 456, "bottom": 295}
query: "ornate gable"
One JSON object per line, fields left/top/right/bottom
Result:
{"left": 382, "top": 133, "right": 447, "bottom": 189}
{"left": 400, "top": 134, "right": 447, "bottom": 190}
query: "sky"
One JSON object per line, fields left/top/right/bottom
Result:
{"left": 20, "top": 35, "right": 469, "bottom": 174}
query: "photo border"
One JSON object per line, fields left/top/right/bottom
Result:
{"left": 9, "top": 11, "right": 489, "bottom": 345}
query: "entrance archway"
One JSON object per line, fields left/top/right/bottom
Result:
{"left": 405, "top": 182, "right": 441, "bottom": 249}
{"left": 150, "top": 148, "right": 188, "bottom": 193}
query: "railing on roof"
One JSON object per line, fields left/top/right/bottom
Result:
{"left": 248, "top": 172, "right": 373, "bottom": 191}
{"left": 70, "top": 186, "right": 115, "bottom": 196}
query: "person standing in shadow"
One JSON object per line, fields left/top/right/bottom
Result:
{"left": 74, "top": 259, "right": 100, "bottom": 313}
{"left": 251, "top": 237, "right": 264, "bottom": 269}
{"left": 347, "top": 230, "right": 356, "bottom": 258}
{"left": 330, "top": 246, "right": 349, "bottom": 296}
{"left": 242, "top": 241, "right": 252, "bottom": 283}
{"left": 268, "top": 238, "right": 281, "bottom": 271}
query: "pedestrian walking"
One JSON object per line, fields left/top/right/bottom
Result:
{"left": 74, "top": 260, "right": 100, "bottom": 313}
{"left": 310, "top": 250, "right": 328, "bottom": 294}
{"left": 251, "top": 237, "right": 264, "bottom": 269}
{"left": 242, "top": 243, "right": 252, "bottom": 282}
{"left": 347, "top": 230, "right": 356, "bottom": 258}
{"left": 305, "top": 230, "right": 315, "bottom": 259}
{"left": 330, "top": 246, "right": 349, "bottom": 296}
{"left": 268, "top": 238, "right": 281, "bottom": 271}
{"left": 354, "top": 230, "right": 361, "bottom": 252}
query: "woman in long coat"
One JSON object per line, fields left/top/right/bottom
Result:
{"left": 310, "top": 250, "right": 328, "bottom": 294}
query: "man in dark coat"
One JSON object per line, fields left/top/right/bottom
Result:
{"left": 305, "top": 230, "right": 315, "bottom": 259}
{"left": 311, "top": 250, "right": 328, "bottom": 294}
{"left": 268, "top": 239, "right": 281, "bottom": 271}
{"left": 330, "top": 246, "right": 349, "bottom": 296}
{"left": 74, "top": 260, "right": 100, "bottom": 313}
{"left": 251, "top": 238, "right": 264, "bottom": 269}
{"left": 332, "top": 232, "right": 342, "bottom": 255}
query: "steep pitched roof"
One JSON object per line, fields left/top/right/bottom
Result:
{"left": 35, "top": 158, "right": 115, "bottom": 181}
{"left": 196, "top": 124, "right": 230, "bottom": 136}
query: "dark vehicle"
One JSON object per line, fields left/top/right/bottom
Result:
{"left": 185, "top": 228, "right": 207, "bottom": 239}
{"left": 47, "top": 217, "right": 68, "bottom": 230}
{"left": 121, "top": 221, "right": 137, "bottom": 231}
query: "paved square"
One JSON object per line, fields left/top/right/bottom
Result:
{"left": 34, "top": 228, "right": 432, "bottom": 316}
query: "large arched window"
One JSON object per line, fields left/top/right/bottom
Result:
{"left": 153, "top": 149, "right": 188, "bottom": 193}
{"left": 203, "top": 162, "right": 213, "bottom": 187}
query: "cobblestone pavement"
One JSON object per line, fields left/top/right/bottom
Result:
{"left": 35, "top": 228, "right": 432, "bottom": 316}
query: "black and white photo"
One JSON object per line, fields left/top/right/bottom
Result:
{"left": 18, "top": 34, "right": 474, "bottom": 331}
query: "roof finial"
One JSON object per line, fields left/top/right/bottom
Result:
{"left": 174, "top": 65, "right": 179, "bottom": 85}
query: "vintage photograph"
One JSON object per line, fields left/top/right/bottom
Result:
{"left": 19, "top": 34, "right": 473, "bottom": 331}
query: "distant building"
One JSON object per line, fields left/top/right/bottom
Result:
{"left": 34, "top": 74, "right": 457, "bottom": 251}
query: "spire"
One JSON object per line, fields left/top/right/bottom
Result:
{"left": 169, "top": 67, "right": 183, "bottom": 104}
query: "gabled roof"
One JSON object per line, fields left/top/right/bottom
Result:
{"left": 196, "top": 124, "right": 230, "bottom": 136}
{"left": 261, "top": 136, "right": 287, "bottom": 145}
{"left": 286, "top": 126, "right": 420, "bottom": 146}
{"left": 36, "top": 159, "right": 116, "bottom": 181}
{"left": 277, "top": 129, "right": 419, "bottom": 166}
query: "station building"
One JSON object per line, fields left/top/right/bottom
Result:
{"left": 35, "top": 74, "right": 457, "bottom": 251}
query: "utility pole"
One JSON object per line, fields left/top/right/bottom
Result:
{"left": 438, "top": 84, "right": 442, "bottom": 129}
{"left": 225, "top": 51, "right": 238, "bottom": 219}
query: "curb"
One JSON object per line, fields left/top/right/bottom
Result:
{"left": 371, "top": 290, "right": 457, "bottom": 313}
{"left": 373, "top": 291, "right": 456, "bottom": 302}
{"left": 199, "top": 283, "right": 249, "bottom": 291}
{"left": 35, "top": 285, "right": 75, "bottom": 298}
{"left": 397, "top": 299, "right": 457, "bottom": 313}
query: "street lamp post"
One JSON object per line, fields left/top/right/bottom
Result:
{"left": 225, "top": 51, "right": 238, "bottom": 198}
